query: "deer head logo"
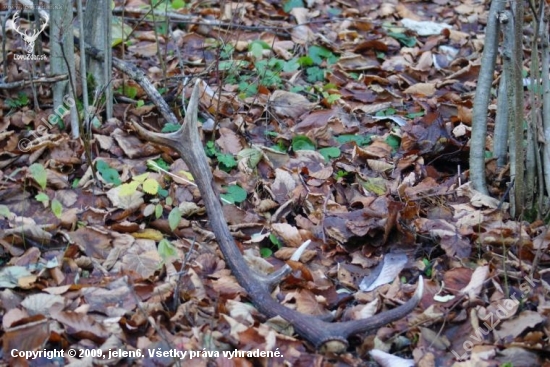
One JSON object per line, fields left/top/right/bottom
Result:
{"left": 6, "top": 11, "right": 49, "bottom": 54}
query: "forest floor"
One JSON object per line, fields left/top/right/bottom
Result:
{"left": 1, "top": 0, "right": 549, "bottom": 366}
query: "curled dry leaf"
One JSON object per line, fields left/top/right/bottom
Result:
{"left": 460, "top": 265, "right": 489, "bottom": 299}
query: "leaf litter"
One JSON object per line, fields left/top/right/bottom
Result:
{"left": 0, "top": 0, "right": 549, "bottom": 365}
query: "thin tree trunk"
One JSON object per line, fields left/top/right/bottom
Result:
{"left": 51, "top": 0, "right": 78, "bottom": 137}
{"left": 470, "top": 0, "right": 507, "bottom": 195}
{"left": 84, "top": 0, "right": 113, "bottom": 119}
{"left": 494, "top": 75, "right": 508, "bottom": 169}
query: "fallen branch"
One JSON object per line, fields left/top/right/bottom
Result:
{"left": 82, "top": 39, "right": 424, "bottom": 351}
{"left": 0, "top": 74, "right": 68, "bottom": 90}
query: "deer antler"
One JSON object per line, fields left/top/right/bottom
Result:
{"left": 129, "top": 79, "right": 424, "bottom": 352}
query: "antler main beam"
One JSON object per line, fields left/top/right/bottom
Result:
{"left": 130, "top": 80, "right": 424, "bottom": 352}
{"left": 79, "top": 36, "right": 424, "bottom": 351}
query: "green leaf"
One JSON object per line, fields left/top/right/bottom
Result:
{"left": 121, "top": 85, "right": 138, "bottom": 99}
{"left": 171, "top": 0, "right": 185, "bottom": 9}
{"left": 326, "top": 94, "right": 341, "bottom": 104}
{"left": 318, "top": 147, "right": 341, "bottom": 161}
{"left": 217, "top": 153, "right": 237, "bottom": 171}
{"left": 205, "top": 141, "right": 218, "bottom": 158}
{"left": 161, "top": 122, "right": 180, "bottom": 133}
{"left": 96, "top": 160, "right": 121, "bottom": 186}
{"left": 306, "top": 66, "right": 325, "bottom": 82}
{"left": 292, "top": 135, "right": 316, "bottom": 151}
{"left": 221, "top": 185, "right": 247, "bottom": 205}
{"left": 375, "top": 107, "right": 397, "bottom": 116}
{"left": 385, "top": 135, "right": 401, "bottom": 151}
{"left": 269, "top": 233, "right": 282, "bottom": 249}
{"left": 0, "top": 205, "right": 11, "bottom": 218}
{"left": 260, "top": 247, "right": 273, "bottom": 258}
{"left": 119, "top": 181, "right": 140, "bottom": 196}
{"left": 336, "top": 134, "right": 371, "bottom": 146}
{"left": 143, "top": 178, "right": 159, "bottom": 195}
{"left": 309, "top": 45, "right": 330, "bottom": 65}
{"left": 29, "top": 163, "right": 47, "bottom": 190}
{"left": 237, "top": 148, "right": 262, "bottom": 168}
{"left": 387, "top": 32, "right": 416, "bottom": 47}
{"left": 249, "top": 40, "right": 271, "bottom": 59}
{"left": 158, "top": 238, "right": 178, "bottom": 262}
{"left": 155, "top": 204, "right": 163, "bottom": 219}
{"left": 298, "top": 56, "right": 314, "bottom": 67}
{"left": 148, "top": 158, "right": 170, "bottom": 172}
{"left": 283, "top": 0, "right": 304, "bottom": 13}
{"left": 102, "top": 169, "right": 121, "bottom": 185}
{"left": 363, "top": 177, "right": 387, "bottom": 195}
{"left": 283, "top": 58, "right": 300, "bottom": 72}
{"left": 168, "top": 208, "right": 182, "bottom": 231}
{"left": 133, "top": 173, "right": 150, "bottom": 183}
{"left": 406, "top": 111, "right": 425, "bottom": 118}
{"left": 51, "top": 199, "right": 63, "bottom": 218}
{"left": 35, "top": 192, "right": 49, "bottom": 203}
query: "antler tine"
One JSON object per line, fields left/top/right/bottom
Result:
{"left": 131, "top": 78, "right": 424, "bottom": 353}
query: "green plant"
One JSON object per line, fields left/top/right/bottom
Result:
{"left": 205, "top": 141, "right": 237, "bottom": 171}
{"left": 220, "top": 185, "right": 247, "bottom": 205}
{"left": 96, "top": 160, "right": 121, "bottom": 186}
{"left": 283, "top": 0, "right": 304, "bottom": 13}
{"left": 422, "top": 258, "right": 433, "bottom": 278}
{"left": 336, "top": 134, "right": 371, "bottom": 146}
{"left": 260, "top": 233, "right": 283, "bottom": 258}
{"left": 158, "top": 238, "right": 178, "bottom": 263}
{"left": 291, "top": 135, "right": 316, "bottom": 151}
{"left": 6, "top": 92, "right": 29, "bottom": 109}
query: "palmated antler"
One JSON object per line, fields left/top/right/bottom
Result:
{"left": 131, "top": 80, "right": 424, "bottom": 352}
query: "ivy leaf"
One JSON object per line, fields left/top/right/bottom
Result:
{"left": 51, "top": 199, "right": 63, "bottom": 218}
{"left": 292, "top": 135, "right": 316, "bottom": 151}
{"left": 142, "top": 178, "right": 159, "bottom": 195}
{"left": 29, "top": 163, "right": 47, "bottom": 190}
{"left": 168, "top": 208, "right": 182, "bottom": 231}
{"left": 318, "top": 147, "right": 341, "bottom": 161}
